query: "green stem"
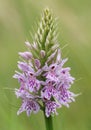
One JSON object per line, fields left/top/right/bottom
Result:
{"left": 43, "top": 111, "right": 53, "bottom": 130}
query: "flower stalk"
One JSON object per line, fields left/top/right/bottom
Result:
{"left": 44, "top": 112, "right": 53, "bottom": 130}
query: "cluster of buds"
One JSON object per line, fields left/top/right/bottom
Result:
{"left": 13, "top": 8, "right": 76, "bottom": 117}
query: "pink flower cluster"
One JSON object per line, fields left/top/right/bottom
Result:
{"left": 13, "top": 42, "right": 76, "bottom": 117}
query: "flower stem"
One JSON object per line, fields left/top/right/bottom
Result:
{"left": 43, "top": 111, "right": 53, "bottom": 130}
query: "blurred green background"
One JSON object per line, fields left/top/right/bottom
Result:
{"left": 0, "top": 0, "right": 91, "bottom": 130}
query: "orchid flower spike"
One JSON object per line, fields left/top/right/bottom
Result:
{"left": 13, "top": 8, "right": 77, "bottom": 118}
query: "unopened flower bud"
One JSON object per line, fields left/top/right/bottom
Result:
{"left": 19, "top": 52, "right": 32, "bottom": 60}
{"left": 40, "top": 50, "right": 46, "bottom": 58}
